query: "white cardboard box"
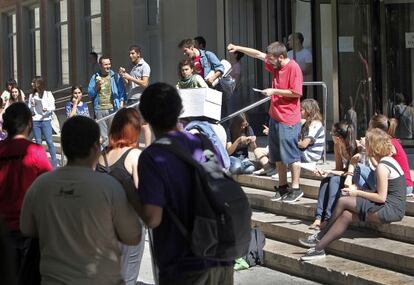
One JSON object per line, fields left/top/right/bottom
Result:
{"left": 178, "top": 88, "right": 222, "bottom": 121}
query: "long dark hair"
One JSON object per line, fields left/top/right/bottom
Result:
{"left": 301, "top": 99, "right": 323, "bottom": 138}
{"left": 32, "top": 76, "right": 46, "bottom": 96}
{"left": 70, "top": 85, "right": 83, "bottom": 102}
{"left": 368, "top": 114, "right": 397, "bottom": 138}
{"left": 230, "top": 113, "right": 249, "bottom": 143}
{"left": 332, "top": 120, "right": 357, "bottom": 158}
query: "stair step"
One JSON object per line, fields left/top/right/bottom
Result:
{"left": 42, "top": 142, "right": 62, "bottom": 155}
{"left": 263, "top": 238, "right": 414, "bottom": 285}
{"left": 252, "top": 211, "right": 414, "bottom": 276}
{"left": 245, "top": 187, "right": 414, "bottom": 244}
{"left": 236, "top": 174, "right": 414, "bottom": 216}
{"left": 52, "top": 134, "right": 61, "bottom": 143}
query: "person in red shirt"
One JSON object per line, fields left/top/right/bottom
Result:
{"left": 228, "top": 42, "right": 304, "bottom": 202}
{"left": 0, "top": 102, "right": 52, "bottom": 277}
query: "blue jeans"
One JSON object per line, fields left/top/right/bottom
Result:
{"left": 268, "top": 119, "right": 301, "bottom": 165}
{"left": 33, "top": 120, "right": 57, "bottom": 167}
{"left": 353, "top": 163, "right": 376, "bottom": 192}
{"left": 315, "top": 176, "right": 345, "bottom": 221}
{"left": 120, "top": 226, "right": 145, "bottom": 285}
{"left": 355, "top": 163, "right": 413, "bottom": 195}
{"left": 229, "top": 156, "right": 255, "bottom": 175}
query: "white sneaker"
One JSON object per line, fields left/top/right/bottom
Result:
{"left": 272, "top": 171, "right": 292, "bottom": 179}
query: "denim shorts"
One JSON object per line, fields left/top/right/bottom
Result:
{"left": 268, "top": 118, "right": 301, "bottom": 165}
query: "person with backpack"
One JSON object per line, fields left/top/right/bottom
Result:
{"left": 137, "top": 82, "right": 249, "bottom": 285}
{"left": 96, "top": 107, "right": 144, "bottom": 285}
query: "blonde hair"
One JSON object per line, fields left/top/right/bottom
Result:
{"left": 365, "top": 128, "right": 393, "bottom": 158}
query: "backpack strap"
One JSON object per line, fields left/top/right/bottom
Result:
{"left": 102, "top": 149, "right": 110, "bottom": 173}
{"left": 154, "top": 136, "right": 202, "bottom": 169}
{"left": 153, "top": 136, "right": 201, "bottom": 242}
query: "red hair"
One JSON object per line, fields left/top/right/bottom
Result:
{"left": 108, "top": 108, "right": 142, "bottom": 150}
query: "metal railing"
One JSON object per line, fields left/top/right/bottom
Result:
{"left": 95, "top": 101, "right": 140, "bottom": 123}
{"left": 219, "top": 81, "right": 328, "bottom": 163}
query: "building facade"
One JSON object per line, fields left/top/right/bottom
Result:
{"left": 1, "top": 0, "right": 414, "bottom": 145}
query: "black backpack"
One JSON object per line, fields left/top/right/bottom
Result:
{"left": 154, "top": 134, "right": 252, "bottom": 261}
{"left": 244, "top": 227, "right": 265, "bottom": 267}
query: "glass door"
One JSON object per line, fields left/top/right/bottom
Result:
{"left": 337, "top": 0, "right": 379, "bottom": 138}
{"left": 382, "top": 1, "right": 414, "bottom": 140}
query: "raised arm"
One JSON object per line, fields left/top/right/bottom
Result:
{"left": 227, "top": 43, "right": 266, "bottom": 61}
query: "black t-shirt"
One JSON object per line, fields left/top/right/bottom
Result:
{"left": 226, "top": 126, "right": 255, "bottom": 158}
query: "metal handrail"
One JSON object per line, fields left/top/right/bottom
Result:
{"left": 52, "top": 86, "right": 72, "bottom": 94}
{"left": 94, "top": 101, "right": 140, "bottom": 123}
{"left": 219, "top": 81, "right": 328, "bottom": 163}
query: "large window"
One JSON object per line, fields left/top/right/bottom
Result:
{"left": 30, "top": 6, "right": 41, "bottom": 77}
{"left": 85, "top": 0, "right": 102, "bottom": 55}
{"left": 7, "top": 13, "right": 18, "bottom": 81}
{"left": 147, "top": 0, "right": 159, "bottom": 26}
{"left": 56, "top": 0, "right": 69, "bottom": 85}
{"left": 337, "top": 1, "right": 378, "bottom": 138}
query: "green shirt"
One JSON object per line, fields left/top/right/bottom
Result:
{"left": 98, "top": 75, "right": 113, "bottom": 110}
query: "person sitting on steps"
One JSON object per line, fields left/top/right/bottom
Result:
{"left": 300, "top": 128, "right": 406, "bottom": 260}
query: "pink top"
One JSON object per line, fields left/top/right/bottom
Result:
{"left": 391, "top": 138, "right": 413, "bottom": 187}
{"left": 265, "top": 58, "right": 303, "bottom": 125}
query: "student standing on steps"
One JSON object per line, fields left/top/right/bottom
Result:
{"left": 228, "top": 41, "right": 304, "bottom": 203}
{"left": 119, "top": 45, "right": 152, "bottom": 147}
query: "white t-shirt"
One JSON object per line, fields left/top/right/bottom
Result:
{"left": 287, "top": 48, "right": 312, "bottom": 78}
{"left": 20, "top": 166, "right": 141, "bottom": 285}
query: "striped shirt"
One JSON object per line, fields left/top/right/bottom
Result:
{"left": 300, "top": 120, "right": 325, "bottom": 162}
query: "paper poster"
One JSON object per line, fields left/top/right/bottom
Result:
{"left": 338, "top": 36, "right": 354, "bottom": 53}
{"left": 405, "top": 32, "right": 414, "bottom": 48}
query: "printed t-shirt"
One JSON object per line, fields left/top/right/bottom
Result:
{"left": 20, "top": 166, "right": 140, "bottom": 285}
{"left": 265, "top": 58, "right": 303, "bottom": 125}
{"left": 0, "top": 138, "right": 52, "bottom": 231}
{"left": 98, "top": 75, "right": 113, "bottom": 110}
{"left": 65, "top": 102, "right": 90, "bottom": 118}
{"left": 138, "top": 131, "right": 231, "bottom": 282}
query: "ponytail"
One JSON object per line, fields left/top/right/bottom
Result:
{"left": 387, "top": 118, "right": 397, "bottom": 138}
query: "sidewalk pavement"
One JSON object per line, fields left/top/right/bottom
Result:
{"left": 137, "top": 235, "right": 321, "bottom": 285}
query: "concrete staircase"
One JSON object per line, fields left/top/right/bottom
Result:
{"left": 235, "top": 173, "right": 414, "bottom": 284}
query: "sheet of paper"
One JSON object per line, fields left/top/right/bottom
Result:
{"left": 34, "top": 98, "right": 43, "bottom": 114}
{"left": 298, "top": 162, "right": 317, "bottom": 172}
{"left": 252, "top": 88, "right": 264, "bottom": 93}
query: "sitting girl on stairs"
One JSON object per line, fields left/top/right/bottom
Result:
{"left": 299, "top": 128, "right": 406, "bottom": 260}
